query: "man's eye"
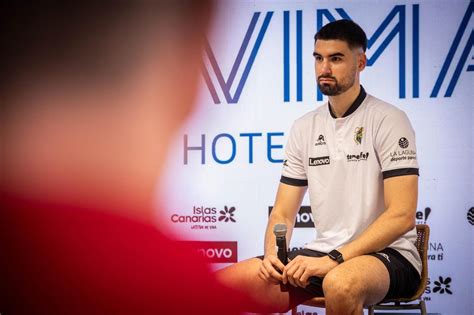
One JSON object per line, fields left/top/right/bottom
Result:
{"left": 314, "top": 56, "right": 322, "bottom": 61}
{"left": 331, "top": 57, "right": 342, "bottom": 62}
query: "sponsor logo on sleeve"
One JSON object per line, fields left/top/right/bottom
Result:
{"left": 390, "top": 137, "right": 416, "bottom": 161}
{"left": 398, "top": 137, "right": 410, "bottom": 148}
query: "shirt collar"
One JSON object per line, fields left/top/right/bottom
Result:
{"left": 328, "top": 85, "right": 367, "bottom": 119}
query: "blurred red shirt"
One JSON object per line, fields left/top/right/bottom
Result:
{"left": 0, "top": 193, "right": 249, "bottom": 314}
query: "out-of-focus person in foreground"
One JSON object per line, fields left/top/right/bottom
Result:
{"left": 0, "top": 1, "right": 255, "bottom": 314}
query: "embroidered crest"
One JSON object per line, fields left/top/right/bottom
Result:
{"left": 354, "top": 127, "right": 364, "bottom": 145}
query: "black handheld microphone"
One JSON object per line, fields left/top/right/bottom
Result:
{"left": 273, "top": 223, "right": 288, "bottom": 265}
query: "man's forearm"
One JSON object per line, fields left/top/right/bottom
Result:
{"left": 339, "top": 175, "right": 418, "bottom": 261}
{"left": 263, "top": 213, "right": 295, "bottom": 257}
{"left": 339, "top": 206, "right": 415, "bottom": 261}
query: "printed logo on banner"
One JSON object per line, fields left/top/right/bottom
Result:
{"left": 416, "top": 207, "right": 432, "bottom": 224}
{"left": 202, "top": 3, "right": 471, "bottom": 104}
{"left": 171, "top": 205, "right": 237, "bottom": 230}
{"left": 347, "top": 152, "right": 369, "bottom": 162}
{"left": 218, "top": 206, "right": 236, "bottom": 222}
{"left": 184, "top": 241, "right": 238, "bottom": 263}
{"left": 428, "top": 241, "right": 445, "bottom": 262}
{"left": 433, "top": 276, "right": 453, "bottom": 295}
{"left": 467, "top": 207, "right": 474, "bottom": 225}
{"left": 291, "top": 307, "right": 319, "bottom": 315}
{"left": 269, "top": 206, "right": 314, "bottom": 228}
{"left": 423, "top": 276, "right": 454, "bottom": 301}
{"left": 183, "top": 132, "right": 285, "bottom": 165}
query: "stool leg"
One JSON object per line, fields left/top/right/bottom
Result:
{"left": 368, "top": 305, "right": 375, "bottom": 315}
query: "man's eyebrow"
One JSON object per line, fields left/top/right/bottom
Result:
{"left": 312, "top": 52, "right": 345, "bottom": 57}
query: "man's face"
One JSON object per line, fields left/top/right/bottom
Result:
{"left": 313, "top": 39, "right": 365, "bottom": 96}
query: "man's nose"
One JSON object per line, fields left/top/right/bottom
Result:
{"left": 319, "top": 60, "right": 331, "bottom": 75}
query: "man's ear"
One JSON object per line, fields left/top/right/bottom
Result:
{"left": 358, "top": 52, "right": 367, "bottom": 72}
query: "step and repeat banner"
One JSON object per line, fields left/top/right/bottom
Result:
{"left": 159, "top": 1, "right": 473, "bottom": 314}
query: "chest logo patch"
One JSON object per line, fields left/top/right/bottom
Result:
{"left": 347, "top": 152, "right": 369, "bottom": 162}
{"left": 309, "top": 156, "right": 330, "bottom": 166}
{"left": 315, "top": 134, "right": 326, "bottom": 146}
{"left": 354, "top": 127, "right": 364, "bottom": 145}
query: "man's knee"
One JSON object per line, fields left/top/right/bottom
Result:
{"left": 322, "top": 268, "right": 363, "bottom": 302}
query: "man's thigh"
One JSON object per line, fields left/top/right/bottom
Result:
{"left": 324, "top": 255, "right": 390, "bottom": 306}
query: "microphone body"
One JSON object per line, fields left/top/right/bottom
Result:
{"left": 275, "top": 233, "right": 288, "bottom": 265}
{"left": 273, "top": 223, "right": 289, "bottom": 292}
{"left": 273, "top": 223, "right": 288, "bottom": 265}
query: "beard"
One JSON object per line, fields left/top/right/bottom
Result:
{"left": 317, "top": 67, "right": 357, "bottom": 96}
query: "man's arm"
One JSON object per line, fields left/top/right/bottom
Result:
{"left": 283, "top": 174, "right": 418, "bottom": 287}
{"left": 338, "top": 174, "right": 418, "bottom": 260}
{"left": 258, "top": 182, "right": 307, "bottom": 283}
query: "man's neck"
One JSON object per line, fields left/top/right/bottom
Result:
{"left": 328, "top": 84, "right": 361, "bottom": 118}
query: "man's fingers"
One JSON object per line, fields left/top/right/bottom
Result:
{"left": 292, "top": 267, "right": 305, "bottom": 287}
{"left": 263, "top": 259, "right": 283, "bottom": 282}
{"left": 285, "top": 264, "right": 299, "bottom": 287}
{"left": 268, "top": 256, "right": 285, "bottom": 273}
{"left": 300, "top": 270, "right": 310, "bottom": 286}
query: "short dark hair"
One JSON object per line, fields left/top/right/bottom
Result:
{"left": 314, "top": 19, "right": 367, "bottom": 52}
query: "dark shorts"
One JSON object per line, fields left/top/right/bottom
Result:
{"left": 257, "top": 247, "right": 420, "bottom": 305}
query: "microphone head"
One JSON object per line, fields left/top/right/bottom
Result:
{"left": 273, "top": 223, "right": 287, "bottom": 238}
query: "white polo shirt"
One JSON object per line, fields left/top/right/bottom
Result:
{"left": 281, "top": 86, "right": 421, "bottom": 274}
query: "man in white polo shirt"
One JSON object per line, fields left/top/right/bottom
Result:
{"left": 216, "top": 20, "right": 421, "bottom": 314}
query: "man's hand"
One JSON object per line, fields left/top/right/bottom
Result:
{"left": 282, "top": 256, "right": 338, "bottom": 288}
{"left": 258, "top": 254, "right": 285, "bottom": 284}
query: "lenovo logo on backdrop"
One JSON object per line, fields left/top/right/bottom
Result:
{"left": 184, "top": 241, "right": 238, "bottom": 263}
{"left": 268, "top": 206, "right": 314, "bottom": 228}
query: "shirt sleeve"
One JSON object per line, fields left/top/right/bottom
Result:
{"left": 280, "top": 121, "right": 308, "bottom": 186}
{"left": 374, "top": 108, "right": 419, "bottom": 180}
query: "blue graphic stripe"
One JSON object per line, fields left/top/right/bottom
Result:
{"left": 233, "top": 12, "right": 273, "bottom": 103}
{"left": 335, "top": 8, "right": 351, "bottom": 20}
{"left": 204, "top": 38, "right": 233, "bottom": 103}
{"left": 413, "top": 4, "right": 419, "bottom": 98}
{"left": 368, "top": 6, "right": 401, "bottom": 49}
{"left": 431, "top": 2, "right": 473, "bottom": 97}
{"left": 284, "top": 11, "right": 290, "bottom": 102}
{"left": 296, "top": 10, "right": 303, "bottom": 102}
{"left": 399, "top": 7, "right": 406, "bottom": 99}
{"left": 226, "top": 13, "right": 260, "bottom": 91}
{"left": 200, "top": 61, "right": 220, "bottom": 104}
{"left": 445, "top": 30, "right": 474, "bottom": 97}
{"left": 368, "top": 25, "right": 400, "bottom": 66}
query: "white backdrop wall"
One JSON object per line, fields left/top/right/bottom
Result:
{"left": 159, "top": 1, "right": 473, "bottom": 314}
